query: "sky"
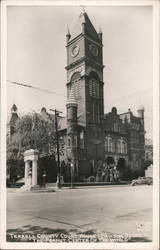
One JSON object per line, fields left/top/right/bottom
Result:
{"left": 7, "top": 5, "right": 153, "bottom": 139}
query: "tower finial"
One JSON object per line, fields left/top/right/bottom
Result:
{"left": 98, "top": 25, "right": 102, "bottom": 34}
{"left": 79, "top": 5, "right": 86, "bottom": 16}
{"left": 67, "top": 25, "right": 70, "bottom": 35}
{"left": 98, "top": 25, "right": 102, "bottom": 40}
{"left": 66, "top": 25, "right": 71, "bottom": 42}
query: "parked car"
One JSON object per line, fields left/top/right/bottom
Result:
{"left": 131, "top": 177, "right": 153, "bottom": 186}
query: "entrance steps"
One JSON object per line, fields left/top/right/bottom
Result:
{"left": 17, "top": 184, "right": 55, "bottom": 192}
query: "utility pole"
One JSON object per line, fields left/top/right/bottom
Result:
{"left": 50, "top": 109, "right": 62, "bottom": 189}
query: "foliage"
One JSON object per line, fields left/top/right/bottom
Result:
{"left": 7, "top": 112, "right": 56, "bottom": 182}
{"left": 144, "top": 159, "right": 153, "bottom": 169}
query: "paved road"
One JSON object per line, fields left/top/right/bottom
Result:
{"left": 7, "top": 185, "right": 152, "bottom": 242}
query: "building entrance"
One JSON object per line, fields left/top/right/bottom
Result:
{"left": 106, "top": 157, "right": 115, "bottom": 167}
{"left": 117, "top": 158, "right": 126, "bottom": 180}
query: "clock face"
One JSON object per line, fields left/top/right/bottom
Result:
{"left": 89, "top": 44, "right": 98, "bottom": 56}
{"left": 71, "top": 45, "right": 80, "bottom": 57}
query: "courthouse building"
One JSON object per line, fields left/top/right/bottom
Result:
{"left": 57, "top": 11, "right": 145, "bottom": 178}
{"left": 8, "top": 11, "right": 145, "bottom": 180}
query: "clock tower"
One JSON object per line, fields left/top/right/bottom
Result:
{"left": 66, "top": 11, "right": 105, "bottom": 174}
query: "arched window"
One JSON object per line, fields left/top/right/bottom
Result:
{"left": 89, "top": 72, "right": 100, "bottom": 99}
{"left": 89, "top": 72, "right": 101, "bottom": 124}
{"left": 105, "top": 136, "right": 109, "bottom": 152}
{"left": 116, "top": 140, "right": 121, "bottom": 153}
{"left": 68, "top": 72, "right": 81, "bottom": 99}
{"left": 111, "top": 140, "right": 115, "bottom": 153}
{"left": 89, "top": 79, "right": 99, "bottom": 98}
{"left": 122, "top": 141, "right": 127, "bottom": 154}
{"left": 105, "top": 135, "right": 115, "bottom": 153}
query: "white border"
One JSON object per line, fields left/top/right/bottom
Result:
{"left": 1, "top": 0, "right": 159, "bottom": 249}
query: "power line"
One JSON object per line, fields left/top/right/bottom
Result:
{"left": 7, "top": 80, "right": 66, "bottom": 98}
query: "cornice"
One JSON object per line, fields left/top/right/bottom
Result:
{"left": 65, "top": 56, "right": 104, "bottom": 71}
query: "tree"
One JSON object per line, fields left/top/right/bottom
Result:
{"left": 144, "top": 138, "right": 153, "bottom": 169}
{"left": 7, "top": 112, "right": 56, "bottom": 183}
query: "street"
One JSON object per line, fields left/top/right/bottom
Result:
{"left": 7, "top": 185, "right": 152, "bottom": 242}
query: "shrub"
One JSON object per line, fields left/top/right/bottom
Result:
{"left": 87, "top": 176, "right": 95, "bottom": 182}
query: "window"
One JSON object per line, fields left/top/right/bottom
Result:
{"left": 116, "top": 138, "right": 127, "bottom": 154}
{"left": 104, "top": 139, "right": 108, "bottom": 152}
{"left": 105, "top": 135, "right": 114, "bottom": 152}
{"left": 80, "top": 131, "right": 84, "bottom": 149}
{"left": 122, "top": 141, "right": 127, "bottom": 154}
{"left": 88, "top": 73, "right": 101, "bottom": 124}
{"left": 89, "top": 80, "right": 93, "bottom": 96}
{"left": 68, "top": 72, "right": 81, "bottom": 99}
{"left": 74, "top": 79, "right": 81, "bottom": 98}
{"left": 117, "top": 141, "right": 121, "bottom": 153}
{"left": 92, "top": 80, "right": 96, "bottom": 97}
{"left": 73, "top": 135, "right": 77, "bottom": 148}
{"left": 111, "top": 141, "right": 115, "bottom": 153}
{"left": 108, "top": 138, "right": 112, "bottom": 152}
{"left": 89, "top": 79, "right": 99, "bottom": 98}
{"left": 96, "top": 81, "right": 99, "bottom": 97}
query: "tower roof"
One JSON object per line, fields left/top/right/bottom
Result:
{"left": 137, "top": 105, "right": 145, "bottom": 111}
{"left": 66, "top": 88, "right": 77, "bottom": 106}
{"left": 70, "top": 11, "right": 99, "bottom": 41}
{"left": 11, "top": 104, "right": 17, "bottom": 112}
{"left": 9, "top": 104, "right": 19, "bottom": 125}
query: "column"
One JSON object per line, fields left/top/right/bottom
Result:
{"left": 25, "top": 161, "right": 30, "bottom": 186}
{"left": 32, "top": 160, "right": 37, "bottom": 186}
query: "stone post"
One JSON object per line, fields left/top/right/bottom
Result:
{"left": 32, "top": 160, "right": 37, "bottom": 186}
{"left": 24, "top": 161, "right": 30, "bottom": 186}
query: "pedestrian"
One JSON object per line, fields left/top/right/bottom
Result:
{"left": 104, "top": 166, "right": 110, "bottom": 182}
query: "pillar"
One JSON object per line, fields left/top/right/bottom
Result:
{"left": 23, "top": 149, "right": 39, "bottom": 190}
{"left": 32, "top": 159, "right": 37, "bottom": 186}
{"left": 25, "top": 161, "right": 30, "bottom": 186}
